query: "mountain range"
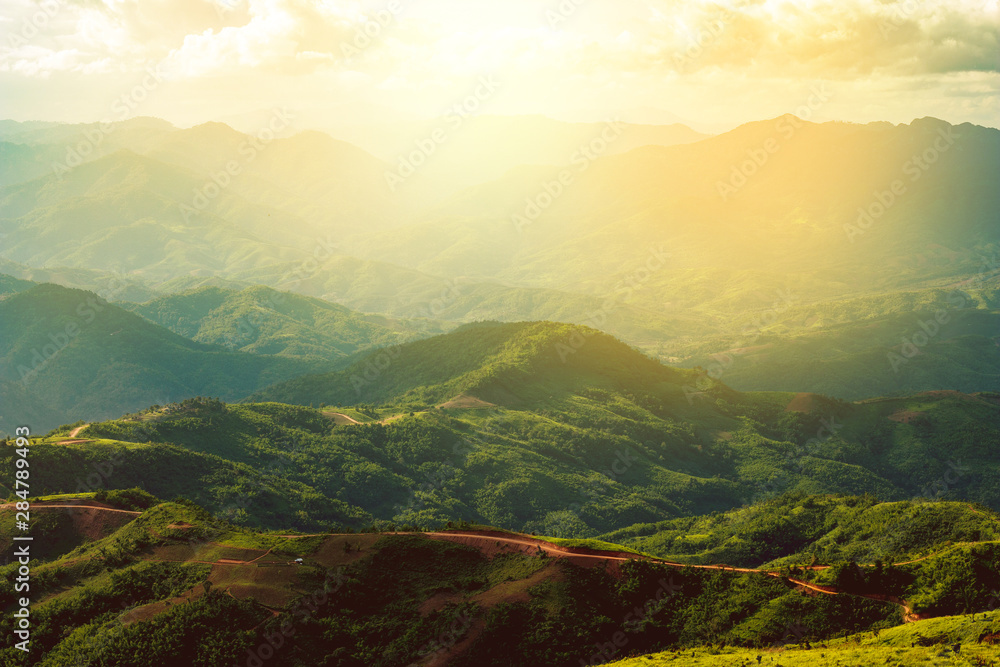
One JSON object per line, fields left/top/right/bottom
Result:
{"left": 1, "top": 115, "right": 997, "bottom": 404}
{"left": 1, "top": 111, "right": 1000, "bottom": 666}
{"left": 7, "top": 320, "right": 996, "bottom": 534}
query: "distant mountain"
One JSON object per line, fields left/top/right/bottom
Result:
{"left": 0, "top": 117, "right": 178, "bottom": 187}
{"left": 331, "top": 116, "right": 1000, "bottom": 398}
{"left": 0, "top": 116, "right": 175, "bottom": 147}
{"left": 142, "top": 122, "right": 433, "bottom": 231}
{"left": 2, "top": 116, "right": 999, "bottom": 402}
{"left": 342, "top": 117, "right": 1000, "bottom": 293}
{"left": 0, "top": 283, "right": 327, "bottom": 434}
{"left": 123, "top": 284, "right": 435, "bottom": 359}
{"left": 330, "top": 114, "right": 709, "bottom": 192}
{"left": 0, "top": 273, "right": 33, "bottom": 296}
{"left": 0, "top": 149, "right": 325, "bottom": 273}
{"left": 0, "top": 260, "right": 160, "bottom": 303}
{"left": 672, "top": 286, "right": 1000, "bottom": 399}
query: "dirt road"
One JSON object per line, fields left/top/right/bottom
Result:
{"left": 424, "top": 532, "right": 921, "bottom": 620}
{"left": 324, "top": 412, "right": 362, "bottom": 425}
{"left": 0, "top": 502, "right": 140, "bottom": 515}
{"left": 0, "top": 506, "right": 936, "bottom": 622}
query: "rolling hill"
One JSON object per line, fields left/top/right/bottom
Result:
{"left": 0, "top": 496, "right": 997, "bottom": 666}
{"left": 10, "top": 322, "right": 996, "bottom": 536}
{"left": 121, "top": 284, "right": 435, "bottom": 359}
{"left": 0, "top": 283, "right": 329, "bottom": 435}
{"left": 2, "top": 115, "right": 999, "bottom": 403}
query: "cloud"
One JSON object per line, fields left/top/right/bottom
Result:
{"left": 2, "top": 0, "right": 995, "bottom": 80}
{"left": 551, "top": 0, "right": 1000, "bottom": 79}
{"left": 0, "top": 0, "right": 995, "bottom": 129}
{"left": 1, "top": 0, "right": 250, "bottom": 73}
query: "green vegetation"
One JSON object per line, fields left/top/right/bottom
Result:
{"left": 0, "top": 283, "right": 332, "bottom": 434}
{"left": 1, "top": 491, "right": 998, "bottom": 665}
{"left": 92, "top": 488, "right": 160, "bottom": 511}
{"left": 4, "top": 118, "right": 999, "bottom": 407}
{"left": 0, "top": 273, "right": 34, "bottom": 297}
{"left": 0, "top": 499, "right": 914, "bottom": 667}
{"left": 123, "top": 284, "right": 430, "bottom": 359}
{"left": 600, "top": 494, "right": 1000, "bottom": 568}
{"left": 678, "top": 298, "right": 1000, "bottom": 400}
{"left": 5, "top": 321, "right": 997, "bottom": 534}
{"left": 1, "top": 115, "right": 999, "bottom": 665}
{"left": 608, "top": 611, "right": 1000, "bottom": 666}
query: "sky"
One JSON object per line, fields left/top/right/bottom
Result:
{"left": 0, "top": 0, "right": 997, "bottom": 132}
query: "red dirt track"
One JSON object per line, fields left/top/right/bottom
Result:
{"left": 3, "top": 504, "right": 945, "bottom": 625}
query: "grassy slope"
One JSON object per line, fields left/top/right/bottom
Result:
{"left": 599, "top": 495, "right": 1000, "bottom": 568}
{"left": 8, "top": 322, "right": 996, "bottom": 534}
{"left": 607, "top": 611, "right": 1000, "bottom": 666}
{"left": 0, "top": 501, "right": 897, "bottom": 666}
{"left": 3, "top": 498, "right": 998, "bottom": 666}
{"left": 0, "top": 283, "right": 331, "bottom": 434}
{"left": 122, "top": 284, "right": 421, "bottom": 359}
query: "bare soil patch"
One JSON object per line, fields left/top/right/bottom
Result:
{"left": 784, "top": 392, "right": 820, "bottom": 413}
{"left": 888, "top": 410, "right": 922, "bottom": 424}
{"left": 437, "top": 394, "right": 496, "bottom": 410}
{"left": 311, "top": 534, "right": 383, "bottom": 568}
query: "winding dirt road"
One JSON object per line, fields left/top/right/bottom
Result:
{"left": 324, "top": 412, "right": 362, "bottom": 425}
{"left": 424, "top": 532, "right": 922, "bottom": 620}
{"left": 0, "top": 502, "right": 140, "bottom": 515}
{"left": 2, "top": 505, "right": 965, "bottom": 623}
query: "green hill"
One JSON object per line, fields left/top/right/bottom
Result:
{"left": 0, "top": 273, "right": 34, "bottom": 296}
{"left": 671, "top": 285, "right": 1000, "bottom": 400}
{"left": 0, "top": 283, "right": 329, "bottom": 434}
{"left": 11, "top": 322, "right": 996, "bottom": 535}
{"left": 609, "top": 612, "right": 1000, "bottom": 666}
{"left": 0, "top": 263, "right": 159, "bottom": 303}
{"left": 0, "top": 497, "right": 997, "bottom": 666}
{"left": 599, "top": 493, "right": 1000, "bottom": 568}
{"left": 247, "top": 320, "right": 697, "bottom": 407}
{"left": 122, "top": 284, "right": 432, "bottom": 359}
{"left": 4, "top": 118, "right": 999, "bottom": 402}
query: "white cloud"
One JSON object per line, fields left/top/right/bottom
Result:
{"left": 0, "top": 0, "right": 996, "bottom": 128}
